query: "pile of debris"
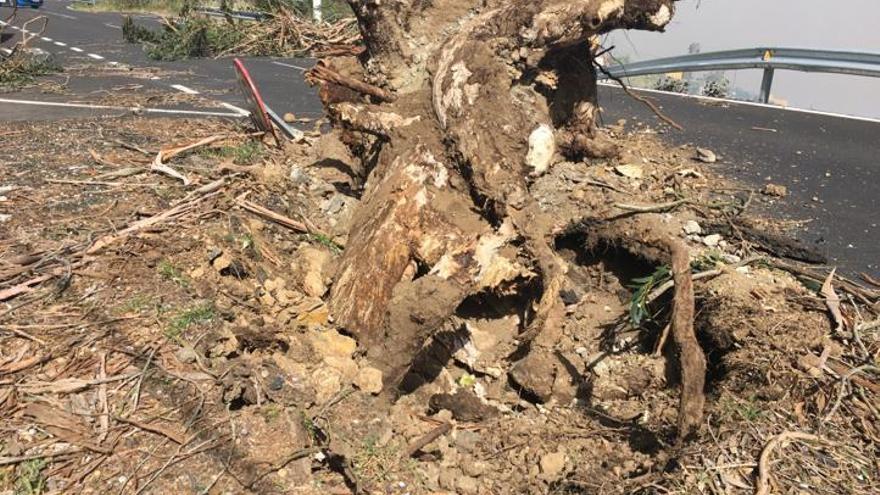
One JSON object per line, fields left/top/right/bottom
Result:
{"left": 122, "top": 6, "right": 360, "bottom": 60}
{"left": 0, "top": 11, "right": 59, "bottom": 89}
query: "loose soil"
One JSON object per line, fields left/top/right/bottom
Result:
{"left": 0, "top": 114, "right": 878, "bottom": 494}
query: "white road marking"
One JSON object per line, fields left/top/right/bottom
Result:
{"left": 271, "top": 61, "right": 310, "bottom": 72}
{"left": 220, "top": 102, "right": 250, "bottom": 116}
{"left": 88, "top": 53, "right": 104, "bottom": 60}
{"left": 41, "top": 10, "right": 78, "bottom": 20}
{"left": 170, "top": 84, "right": 199, "bottom": 95}
{"left": 70, "top": 47, "right": 84, "bottom": 53}
{"left": 54, "top": 41, "right": 67, "bottom": 47}
{"left": 598, "top": 81, "right": 880, "bottom": 125}
{"left": 42, "top": 37, "right": 53, "bottom": 42}
{"left": 0, "top": 97, "right": 246, "bottom": 118}
{"left": 9, "top": 26, "right": 20, "bottom": 30}
{"left": 104, "top": 23, "right": 121, "bottom": 29}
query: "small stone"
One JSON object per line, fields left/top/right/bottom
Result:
{"left": 355, "top": 367, "right": 383, "bottom": 395}
{"left": 291, "top": 246, "right": 331, "bottom": 297}
{"left": 702, "top": 234, "right": 722, "bottom": 247}
{"left": 695, "top": 147, "right": 717, "bottom": 163}
{"left": 308, "top": 329, "right": 357, "bottom": 359}
{"left": 324, "top": 356, "right": 358, "bottom": 382}
{"left": 614, "top": 164, "right": 644, "bottom": 179}
{"left": 212, "top": 252, "right": 233, "bottom": 272}
{"left": 456, "top": 475, "right": 480, "bottom": 494}
{"left": 682, "top": 220, "right": 702, "bottom": 235}
{"left": 283, "top": 112, "right": 296, "bottom": 123}
{"left": 540, "top": 450, "right": 567, "bottom": 480}
{"left": 509, "top": 351, "right": 556, "bottom": 403}
{"left": 438, "top": 468, "right": 459, "bottom": 490}
{"left": 461, "top": 458, "right": 488, "bottom": 477}
{"left": 762, "top": 183, "right": 788, "bottom": 197}
{"left": 175, "top": 346, "right": 198, "bottom": 364}
{"left": 311, "top": 367, "right": 342, "bottom": 404}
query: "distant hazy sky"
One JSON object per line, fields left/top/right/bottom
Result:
{"left": 608, "top": 0, "right": 880, "bottom": 118}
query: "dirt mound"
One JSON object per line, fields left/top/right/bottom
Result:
{"left": 1, "top": 115, "right": 877, "bottom": 494}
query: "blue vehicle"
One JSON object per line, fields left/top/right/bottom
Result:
{"left": 0, "top": 0, "right": 42, "bottom": 8}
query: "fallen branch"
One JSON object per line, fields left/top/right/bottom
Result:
{"left": 150, "top": 134, "right": 235, "bottom": 185}
{"left": 668, "top": 240, "right": 706, "bottom": 441}
{"left": 307, "top": 60, "right": 396, "bottom": 103}
{"left": 236, "top": 195, "right": 337, "bottom": 245}
{"left": 114, "top": 415, "right": 188, "bottom": 445}
{"left": 86, "top": 190, "right": 222, "bottom": 255}
{"left": 0, "top": 448, "right": 83, "bottom": 467}
{"left": 405, "top": 422, "right": 452, "bottom": 458}
{"left": 595, "top": 62, "right": 684, "bottom": 131}
{"left": 755, "top": 431, "right": 828, "bottom": 495}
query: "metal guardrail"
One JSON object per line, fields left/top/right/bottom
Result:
{"left": 599, "top": 47, "right": 880, "bottom": 103}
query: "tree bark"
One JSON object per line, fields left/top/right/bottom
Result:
{"left": 320, "top": 0, "right": 681, "bottom": 391}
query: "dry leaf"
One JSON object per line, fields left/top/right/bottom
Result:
{"left": 820, "top": 268, "right": 845, "bottom": 333}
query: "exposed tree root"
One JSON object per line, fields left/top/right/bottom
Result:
{"left": 318, "top": 0, "right": 696, "bottom": 433}
{"left": 668, "top": 239, "right": 706, "bottom": 440}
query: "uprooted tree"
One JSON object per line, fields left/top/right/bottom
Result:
{"left": 308, "top": 0, "right": 706, "bottom": 438}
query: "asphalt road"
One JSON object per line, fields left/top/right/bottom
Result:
{"left": 3, "top": 2, "right": 878, "bottom": 277}
{"left": 598, "top": 84, "right": 880, "bottom": 278}
{"left": 0, "top": 0, "right": 322, "bottom": 121}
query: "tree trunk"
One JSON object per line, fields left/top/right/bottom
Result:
{"left": 318, "top": 0, "right": 685, "bottom": 396}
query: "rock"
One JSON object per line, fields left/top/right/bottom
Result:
{"left": 614, "top": 164, "right": 644, "bottom": 179}
{"left": 696, "top": 147, "right": 717, "bottom": 163}
{"left": 291, "top": 246, "right": 331, "bottom": 297}
{"left": 509, "top": 351, "right": 556, "bottom": 403}
{"left": 539, "top": 450, "right": 568, "bottom": 480}
{"left": 307, "top": 329, "right": 356, "bottom": 359}
{"left": 526, "top": 124, "right": 555, "bottom": 176}
{"left": 311, "top": 367, "right": 342, "bottom": 404}
{"left": 682, "top": 220, "right": 702, "bottom": 235}
{"left": 452, "top": 317, "right": 519, "bottom": 377}
{"left": 174, "top": 346, "right": 198, "bottom": 364}
{"left": 702, "top": 234, "right": 722, "bottom": 247}
{"left": 461, "top": 457, "right": 488, "bottom": 477}
{"left": 428, "top": 390, "right": 498, "bottom": 422}
{"left": 212, "top": 253, "right": 248, "bottom": 278}
{"left": 456, "top": 475, "right": 480, "bottom": 494}
{"left": 323, "top": 356, "right": 358, "bottom": 382}
{"left": 438, "top": 468, "right": 460, "bottom": 490}
{"left": 453, "top": 430, "right": 480, "bottom": 453}
{"left": 355, "top": 366, "right": 383, "bottom": 395}
{"left": 762, "top": 183, "right": 788, "bottom": 197}
{"left": 283, "top": 112, "right": 296, "bottom": 123}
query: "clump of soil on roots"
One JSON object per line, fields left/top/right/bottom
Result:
{"left": 1, "top": 113, "right": 877, "bottom": 494}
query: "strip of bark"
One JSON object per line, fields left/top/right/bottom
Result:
{"left": 668, "top": 240, "right": 706, "bottom": 441}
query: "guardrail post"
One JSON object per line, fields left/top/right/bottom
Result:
{"left": 313, "top": 0, "right": 322, "bottom": 23}
{"left": 759, "top": 67, "right": 774, "bottom": 104}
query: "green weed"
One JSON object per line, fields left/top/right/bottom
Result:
{"left": 116, "top": 294, "right": 155, "bottom": 315}
{"left": 165, "top": 303, "right": 215, "bottom": 340}
{"left": 14, "top": 458, "right": 46, "bottom": 495}
{"left": 628, "top": 265, "right": 672, "bottom": 326}
{"left": 199, "top": 140, "right": 264, "bottom": 165}
{"left": 157, "top": 260, "right": 189, "bottom": 287}
{"left": 306, "top": 233, "right": 343, "bottom": 255}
